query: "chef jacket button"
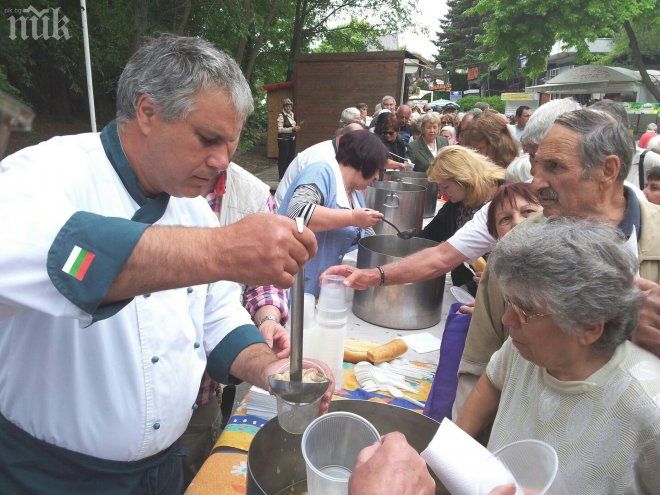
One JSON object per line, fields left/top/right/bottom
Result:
{"left": 192, "top": 403, "right": 199, "bottom": 411}
{"left": 143, "top": 293, "right": 151, "bottom": 298}
{"left": 187, "top": 287, "right": 193, "bottom": 294}
{"left": 153, "top": 422, "right": 161, "bottom": 430}
{"left": 151, "top": 356, "right": 159, "bottom": 363}
{"left": 194, "top": 342, "right": 201, "bottom": 349}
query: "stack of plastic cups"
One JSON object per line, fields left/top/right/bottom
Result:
{"left": 314, "top": 275, "right": 348, "bottom": 390}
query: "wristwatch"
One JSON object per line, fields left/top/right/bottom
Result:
{"left": 257, "top": 315, "right": 280, "bottom": 327}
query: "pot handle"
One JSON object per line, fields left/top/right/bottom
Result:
{"left": 383, "top": 192, "right": 400, "bottom": 208}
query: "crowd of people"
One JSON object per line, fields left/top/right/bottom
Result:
{"left": 1, "top": 32, "right": 659, "bottom": 495}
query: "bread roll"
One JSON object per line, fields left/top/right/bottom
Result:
{"left": 344, "top": 339, "right": 379, "bottom": 363}
{"left": 472, "top": 256, "right": 487, "bottom": 273}
{"left": 366, "top": 338, "right": 408, "bottom": 364}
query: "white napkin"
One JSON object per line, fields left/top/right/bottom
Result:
{"left": 421, "top": 418, "right": 517, "bottom": 495}
{"left": 400, "top": 332, "right": 441, "bottom": 353}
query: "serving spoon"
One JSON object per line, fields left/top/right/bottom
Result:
{"left": 380, "top": 218, "right": 418, "bottom": 240}
{"left": 268, "top": 217, "right": 329, "bottom": 404}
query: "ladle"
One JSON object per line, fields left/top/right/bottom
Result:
{"left": 380, "top": 218, "right": 418, "bottom": 240}
{"left": 268, "top": 217, "right": 330, "bottom": 404}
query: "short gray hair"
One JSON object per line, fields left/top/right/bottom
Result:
{"left": 116, "top": 34, "right": 254, "bottom": 124}
{"left": 647, "top": 135, "right": 660, "bottom": 154}
{"left": 381, "top": 95, "right": 396, "bottom": 105}
{"left": 589, "top": 99, "right": 630, "bottom": 128}
{"left": 554, "top": 109, "right": 633, "bottom": 181}
{"left": 339, "top": 107, "right": 361, "bottom": 127}
{"left": 490, "top": 218, "right": 641, "bottom": 353}
{"left": 520, "top": 98, "right": 581, "bottom": 147}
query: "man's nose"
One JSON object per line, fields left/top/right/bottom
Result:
{"left": 206, "top": 146, "right": 231, "bottom": 171}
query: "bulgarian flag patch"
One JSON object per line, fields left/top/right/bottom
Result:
{"left": 62, "top": 245, "right": 96, "bottom": 281}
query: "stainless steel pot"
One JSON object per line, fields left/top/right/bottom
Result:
{"left": 385, "top": 170, "right": 439, "bottom": 218}
{"left": 366, "top": 181, "right": 425, "bottom": 236}
{"left": 352, "top": 235, "right": 445, "bottom": 330}
{"left": 247, "top": 400, "right": 443, "bottom": 494}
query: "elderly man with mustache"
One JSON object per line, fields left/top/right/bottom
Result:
{"left": 454, "top": 108, "right": 660, "bottom": 418}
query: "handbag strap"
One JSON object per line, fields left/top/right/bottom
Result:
{"left": 639, "top": 150, "right": 650, "bottom": 189}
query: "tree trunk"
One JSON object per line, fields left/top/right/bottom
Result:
{"left": 286, "top": 0, "right": 308, "bottom": 81}
{"left": 175, "top": 0, "right": 192, "bottom": 34}
{"left": 244, "top": 0, "right": 281, "bottom": 82}
{"left": 133, "top": 0, "right": 149, "bottom": 50}
{"left": 623, "top": 20, "right": 660, "bottom": 102}
{"left": 235, "top": 0, "right": 251, "bottom": 66}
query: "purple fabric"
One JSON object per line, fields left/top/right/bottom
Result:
{"left": 423, "top": 302, "right": 471, "bottom": 422}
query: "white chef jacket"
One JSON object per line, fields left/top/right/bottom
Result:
{"left": 0, "top": 123, "right": 264, "bottom": 462}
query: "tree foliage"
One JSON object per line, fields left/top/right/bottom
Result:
{"left": 0, "top": 0, "right": 418, "bottom": 147}
{"left": 472, "top": 0, "right": 660, "bottom": 100}
{"left": 313, "top": 17, "right": 384, "bottom": 53}
{"left": 433, "top": 0, "right": 484, "bottom": 72}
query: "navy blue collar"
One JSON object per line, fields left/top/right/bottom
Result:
{"left": 620, "top": 186, "right": 641, "bottom": 242}
{"left": 100, "top": 120, "right": 169, "bottom": 223}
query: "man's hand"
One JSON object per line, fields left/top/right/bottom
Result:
{"left": 320, "top": 265, "right": 380, "bottom": 291}
{"left": 259, "top": 320, "right": 290, "bottom": 359}
{"left": 634, "top": 277, "right": 660, "bottom": 358}
{"left": 348, "top": 432, "right": 435, "bottom": 495}
{"left": 220, "top": 214, "right": 317, "bottom": 289}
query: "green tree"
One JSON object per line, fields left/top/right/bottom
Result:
{"left": 313, "top": 17, "right": 384, "bottom": 53}
{"left": 284, "top": 0, "right": 418, "bottom": 80}
{"left": 433, "top": 0, "right": 484, "bottom": 72}
{"left": 472, "top": 0, "right": 660, "bottom": 101}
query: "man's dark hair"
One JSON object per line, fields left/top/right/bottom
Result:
{"left": 516, "top": 105, "right": 531, "bottom": 118}
{"left": 647, "top": 167, "right": 660, "bottom": 183}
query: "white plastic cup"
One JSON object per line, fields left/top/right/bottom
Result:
{"left": 301, "top": 412, "right": 380, "bottom": 495}
{"left": 317, "top": 275, "right": 347, "bottom": 323}
{"left": 478, "top": 440, "right": 569, "bottom": 495}
{"left": 274, "top": 360, "right": 326, "bottom": 434}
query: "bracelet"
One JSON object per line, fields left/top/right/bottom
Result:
{"left": 257, "top": 315, "right": 280, "bottom": 327}
{"left": 376, "top": 266, "right": 385, "bottom": 286}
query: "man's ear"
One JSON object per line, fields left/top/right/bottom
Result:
{"left": 134, "top": 95, "right": 158, "bottom": 135}
{"left": 598, "top": 155, "right": 621, "bottom": 186}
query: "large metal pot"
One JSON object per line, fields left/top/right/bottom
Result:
{"left": 247, "top": 400, "right": 443, "bottom": 495}
{"left": 366, "top": 181, "right": 425, "bottom": 236}
{"left": 385, "top": 170, "right": 439, "bottom": 218}
{"left": 352, "top": 235, "right": 445, "bottom": 330}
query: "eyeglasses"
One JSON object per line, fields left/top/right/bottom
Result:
{"left": 504, "top": 296, "right": 550, "bottom": 325}
{"left": 383, "top": 131, "right": 397, "bottom": 136}
{"left": 441, "top": 120, "right": 453, "bottom": 125}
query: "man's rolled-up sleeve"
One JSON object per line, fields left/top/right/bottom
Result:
{"left": 47, "top": 211, "right": 149, "bottom": 322}
{"left": 203, "top": 280, "right": 267, "bottom": 384}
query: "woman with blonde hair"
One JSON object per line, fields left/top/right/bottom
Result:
{"left": 461, "top": 110, "right": 519, "bottom": 168}
{"left": 418, "top": 145, "right": 505, "bottom": 293}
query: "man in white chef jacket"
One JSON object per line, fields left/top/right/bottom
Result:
{"left": 0, "top": 34, "right": 325, "bottom": 494}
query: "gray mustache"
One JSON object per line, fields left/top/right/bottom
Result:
{"left": 538, "top": 188, "right": 559, "bottom": 201}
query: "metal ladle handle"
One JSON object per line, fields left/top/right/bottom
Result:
{"left": 289, "top": 218, "right": 305, "bottom": 382}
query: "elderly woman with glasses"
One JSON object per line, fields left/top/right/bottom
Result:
{"left": 456, "top": 218, "right": 660, "bottom": 495}
{"left": 405, "top": 112, "right": 449, "bottom": 173}
{"left": 374, "top": 112, "right": 407, "bottom": 168}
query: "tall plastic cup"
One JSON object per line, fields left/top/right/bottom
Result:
{"left": 478, "top": 439, "right": 569, "bottom": 495}
{"left": 301, "top": 412, "right": 380, "bottom": 495}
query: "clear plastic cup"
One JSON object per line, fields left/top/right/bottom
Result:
{"left": 317, "top": 275, "right": 347, "bottom": 325}
{"left": 478, "top": 440, "right": 569, "bottom": 495}
{"left": 301, "top": 412, "right": 380, "bottom": 495}
{"left": 274, "top": 360, "right": 326, "bottom": 434}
